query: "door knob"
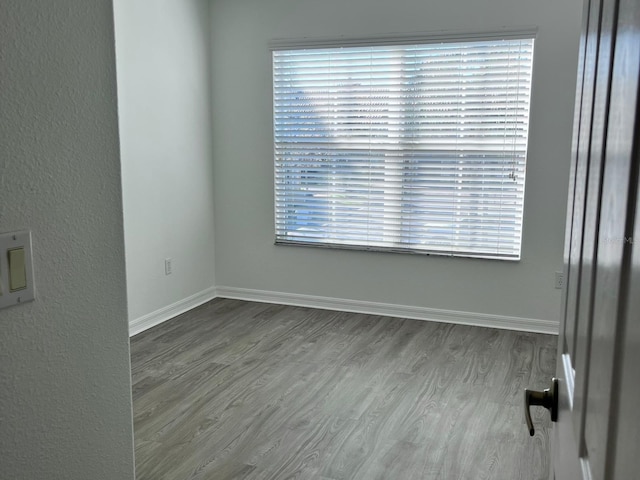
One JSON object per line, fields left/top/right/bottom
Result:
{"left": 524, "top": 378, "right": 558, "bottom": 436}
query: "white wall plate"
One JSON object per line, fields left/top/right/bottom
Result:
{"left": 0, "top": 230, "right": 36, "bottom": 310}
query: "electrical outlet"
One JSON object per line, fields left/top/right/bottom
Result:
{"left": 165, "top": 258, "right": 173, "bottom": 275}
{"left": 555, "top": 271, "right": 564, "bottom": 289}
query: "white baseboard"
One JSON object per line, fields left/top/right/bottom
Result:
{"left": 129, "top": 286, "right": 217, "bottom": 337}
{"left": 129, "top": 285, "right": 559, "bottom": 336}
{"left": 215, "top": 286, "right": 559, "bottom": 335}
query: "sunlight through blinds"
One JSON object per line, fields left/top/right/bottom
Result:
{"left": 273, "top": 36, "right": 534, "bottom": 260}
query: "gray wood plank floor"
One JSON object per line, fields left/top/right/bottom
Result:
{"left": 131, "top": 298, "right": 556, "bottom": 480}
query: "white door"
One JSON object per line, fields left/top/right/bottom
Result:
{"left": 524, "top": 0, "right": 640, "bottom": 478}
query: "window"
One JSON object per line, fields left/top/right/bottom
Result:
{"left": 272, "top": 31, "right": 534, "bottom": 260}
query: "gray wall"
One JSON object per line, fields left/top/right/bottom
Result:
{"left": 211, "top": 0, "right": 583, "bottom": 324}
{"left": 0, "top": 1, "right": 135, "bottom": 479}
{"left": 114, "top": 0, "right": 216, "bottom": 325}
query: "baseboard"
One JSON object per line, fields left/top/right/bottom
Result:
{"left": 129, "top": 285, "right": 559, "bottom": 336}
{"left": 129, "top": 286, "right": 217, "bottom": 337}
{"left": 215, "top": 286, "right": 559, "bottom": 335}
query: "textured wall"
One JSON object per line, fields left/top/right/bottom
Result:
{"left": 114, "top": 0, "right": 216, "bottom": 324}
{"left": 0, "top": 1, "right": 135, "bottom": 479}
{"left": 211, "top": 0, "right": 582, "bottom": 324}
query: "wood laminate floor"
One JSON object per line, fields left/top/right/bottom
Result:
{"left": 131, "top": 298, "right": 557, "bottom": 480}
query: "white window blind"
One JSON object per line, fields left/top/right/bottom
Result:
{"left": 273, "top": 35, "right": 534, "bottom": 260}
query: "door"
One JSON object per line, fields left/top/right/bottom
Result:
{"left": 524, "top": 0, "right": 640, "bottom": 478}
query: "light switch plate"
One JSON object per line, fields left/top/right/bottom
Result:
{"left": 0, "top": 231, "right": 35, "bottom": 310}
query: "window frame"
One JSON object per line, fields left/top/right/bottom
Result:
{"left": 270, "top": 27, "right": 537, "bottom": 261}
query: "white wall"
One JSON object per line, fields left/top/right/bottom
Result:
{"left": 210, "top": 0, "right": 582, "bottom": 326}
{"left": 0, "top": 1, "right": 135, "bottom": 478}
{"left": 114, "top": 0, "right": 216, "bottom": 328}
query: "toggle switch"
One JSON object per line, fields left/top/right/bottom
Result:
{"left": 0, "top": 231, "right": 35, "bottom": 310}
{"left": 8, "top": 247, "right": 27, "bottom": 292}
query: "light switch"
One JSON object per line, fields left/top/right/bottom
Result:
{"left": 0, "top": 231, "right": 35, "bottom": 310}
{"left": 9, "top": 247, "right": 27, "bottom": 291}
